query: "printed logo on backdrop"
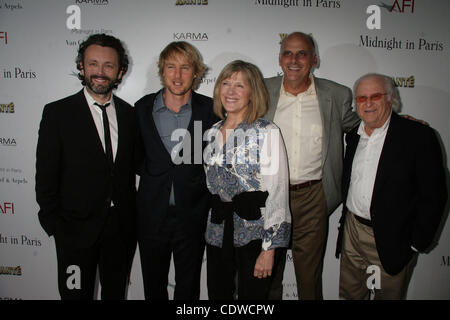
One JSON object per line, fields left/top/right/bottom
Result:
{"left": 0, "top": 266, "right": 22, "bottom": 276}
{"left": 175, "top": 0, "right": 208, "bottom": 5}
{"left": 0, "top": 233, "right": 41, "bottom": 246}
{"left": 0, "top": 31, "right": 7, "bottom": 44}
{"left": 0, "top": 201, "right": 15, "bottom": 215}
{"left": 359, "top": 34, "right": 444, "bottom": 52}
{"left": 0, "top": 102, "right": 15, "bottom": 114}
{"left": 66, "top": 4, "right": 114, "bottom": 46}
{"left": 200, "top": 76, "right": 216, "bottom": 87}
{"left": 173, "top": 32, "right": 209, "bottom": 42}
{"left": 0, "top": 137, "right": 16, "bottom": 147}
{"left": 0, "top": 167, "right": 28, "bottom": 186}
{"left": 392, "top": 75, "right": 414, "bottom": 88}
{"left": 254, "top": 0, "right": 341, "bottom": 9}
{"left": 282, "top": 251, "right": 298, "bottom": 299}
{"left": 0, "top": 67, "right": 37, "bottom": 79}
{"left": 379, "top": 0, "right": 414, "bottom": 13}
{"left": 0, "top": 2, "right": 23, "bottom": 11}
{"left": 65, "top": 27, "right": 114, "bottom": 47}
{"left": 75, "top": 0, "right": 109, "bottom": 5}
{"left": 66, "top": 1, "right": 113, "bottom": 32}
{"left": 364, "top": 2, "right": 444, "bottom": 51}
{"left": 441, "top": 256, "right": 450, "bottom": 267}
{"left": 366, "top": 2, "right": 414, "bottom": 30}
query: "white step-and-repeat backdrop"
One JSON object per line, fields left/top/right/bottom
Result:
{"left": 1, "top": 0, "right": 449, "bottom": 300}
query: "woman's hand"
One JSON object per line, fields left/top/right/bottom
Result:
{"left": 253, "top": 249, "right": 275, "bottom": 279}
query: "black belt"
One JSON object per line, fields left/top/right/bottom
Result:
{"left": 353, "top": 213, "right": 373, "bottom": 227}
{"left": 289, "top": 180, "right": 321, "bottom": 191}
{"left": 210, "top": 191, "right": 268, "bottom": 224}
{"left": 211, "top": 191, "right": 268, "bottom": 261}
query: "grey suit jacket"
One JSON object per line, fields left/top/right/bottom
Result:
{"left": 264, "top": 76, "right": 360, "bottom": 214}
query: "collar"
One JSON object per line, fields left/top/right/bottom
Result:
{"left": 280, "top": 73, "right": 316, "bottom": 97}
{"left": 357, "top": 111, "right": 392, "bottom": 139}
{"left": 153, "top": 89, "right": 193, "bottom": 113}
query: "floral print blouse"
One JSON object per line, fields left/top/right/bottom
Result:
{"left": 203, "top": 118, "right": 291, "bottom": 251}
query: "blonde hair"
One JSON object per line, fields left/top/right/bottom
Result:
{"left": 213, "top": 60, "right": 268, "bottom": 123}
{"left": 158, "top": 41, "right": 207, "bottom": 91}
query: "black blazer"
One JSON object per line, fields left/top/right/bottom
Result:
{"left": 36, "top": 90, "right": 141, "bottom": 249}
{"left": 135, "top": 90, "right": 218, "bottom": 238}
{"left": 336, "top": 112, "right": 447, "bottom": 275}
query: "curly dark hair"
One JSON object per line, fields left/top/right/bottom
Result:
{"left": 75, "top": 33, "right": 129, "bottom": 88}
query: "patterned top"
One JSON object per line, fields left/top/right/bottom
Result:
{"left": 204, "top": 118, "right": 291, "bottom": 250}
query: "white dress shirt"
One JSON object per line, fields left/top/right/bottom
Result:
{"left": 346, "top": 114, "right": 391, "bottom": 220}
{"left": 83, "top": 88, "right": 118, "bottom": 161}
{"left": 273, "top": 74, "right": 323, "bottom": 184}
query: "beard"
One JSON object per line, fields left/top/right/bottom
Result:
{"left": 85, "top": 75, "right": 117, "bottom": 95}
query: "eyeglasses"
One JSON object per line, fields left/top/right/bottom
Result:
{"left": 355, "top": 92, "right": 388, "bottom": 104}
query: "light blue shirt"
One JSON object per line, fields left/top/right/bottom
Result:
{"left": 152, "top": 90, "right": 192, "bottom": 205}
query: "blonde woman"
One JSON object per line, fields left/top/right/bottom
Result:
{"left": 204, "top": 60, "right": 291, "bottom": 300}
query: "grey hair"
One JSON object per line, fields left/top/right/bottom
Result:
{"left": 353, "top": 73, "right": 401, "bottom": 112}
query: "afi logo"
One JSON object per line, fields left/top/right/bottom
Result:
{"left": 390, "top": 0, "right": 414, "bottom": 13}
{"left": 0, "top": 32, "right": 7, "bottom": 44}
{"left": 0, "top": 202, "right": 15, "bottom": 214}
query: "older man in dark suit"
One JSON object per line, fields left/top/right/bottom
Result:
{"left": 36, "top": 34, "right": 141, "bottom": 299}
{"left": 336, "top": 73, "right": 447, "bottom": 299}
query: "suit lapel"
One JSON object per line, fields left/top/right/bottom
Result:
{"left": 75, "top": 90, "right": 108, "bottom": 162}
{"left": 314, "top": 77, "right": 333, "bottom": 166}
{"left": 113, "top": 95, "right": 124, "bottom": 166}
{"left": 188, "top": 91, "right": 201, "bottom": 131}
{"left": 182, "top": 91, "right": 204, "bottom": 164}
{"left": 145, "top": 90, "right": 178, "bottom": 162}
{"left": 265, "top": 77, "right": 282, "bottom": 121}
{"left": 343, "top": 130, "right": 360, "bottom": 202}
{"left": 371, "top": 112, "right": 400, "bottom": 207}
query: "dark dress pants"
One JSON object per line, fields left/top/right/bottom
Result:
{"left": 55, "top": 206, "right": 134, "bottom": 300}
{"left": 206, "top": 215, "right": 272, "bottom": 300}
{"left": 138, "top": 206, "right": 205, "bottom": 300}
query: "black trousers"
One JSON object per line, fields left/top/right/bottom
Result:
{"left": 138, "top": 206, "right": 205, "bottom": 300}
{"left": 207, "top": 211, "right": 274, "bottom": 300}
{"left": 207, "top": 239, "right": 275, "bottom": 300}
{"left": 55, "top": 207, "right": 134, "bottom": 300}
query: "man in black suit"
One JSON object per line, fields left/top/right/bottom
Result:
{"left": 135, "top": 41, "right": 217, "bottom": 300}
{"left": 36, "top": 34, "right": 141, "bottom": 300}
{"left": 336, "top": 73, "right": 447, "bottom": 299}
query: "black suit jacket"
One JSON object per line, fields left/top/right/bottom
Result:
{"left": 36, "top": 90, "right": 141, "bottom": 249}
{"left": 135, "top": 90, "right": 218, "bottom": 238}
{"left": 336, "top": 112, "right": 447, "bottom": 275}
